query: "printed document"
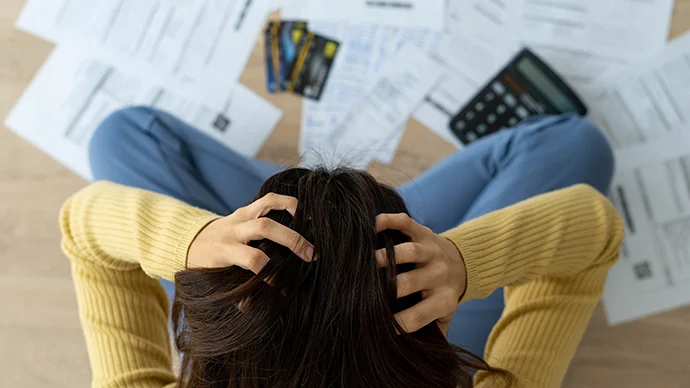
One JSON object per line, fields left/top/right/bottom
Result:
{"left": 414, "top": 0, "right": 518, "bottom": 148}
{"left": 16, "top": 0, "right": 272, "bottom": 110}
{"left": 590, "top": 32, "right": 690, "bottom": 324}
{"left": 5, "top": 45, "right": 282, "bottom": 180}
{"left": 283, "top": 0, "right": 445, "bottom": 30}
{"left": 507, "top": 0, "right": 674, "bottom": 94}
{"left": 586, "top": 31, "right": 690, "bottom": 150}
{"left": 307, "top": 45, "right": 442, "bottom": 169}
{"left": 300, "top": 23, "right": 441, "bottom": 164}
{"left": 604, "top": 131, "right": 690, "bottom": 324}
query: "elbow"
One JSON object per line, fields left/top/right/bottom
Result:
{"left": 577, "top": 184, "right": 625, "bottom": 269}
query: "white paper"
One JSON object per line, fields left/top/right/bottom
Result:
{"left": 286, "top": 0, "right": 445, "bottom": 30}
{"left": 5, "top": 45, "right": 282, "bottom": 180}
{"left": 299, "top": 23, "right": 441, "bottom": 164}
{"left": 511, "top": 0, "right": 674, "bottom": 60}
{"left": 586, "top": 32, "right": 690, "bottom": 150}
{"left": 16, "top": 0, "right": 272, "bottom": 110}
{"left": 506, "top": 0, "right": 674, "bottom": 96}
{"left": 311, "top": 45, "right": 442, "bottom": 169}
{"left": 604, "top": 131, "right": 690, "bottom": 325}
{"left": 412, "top": 0, "right": 518, "bottom": 148}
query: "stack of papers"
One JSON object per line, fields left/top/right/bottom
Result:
{"left": 5, "top": 0, "right": 690, "bottom": 324}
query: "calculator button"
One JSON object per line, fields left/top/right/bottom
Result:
{"left": 516, "top": 106, "right": 530, "bottom": 118}
{"left": 465, "top": 111, "right": 476, "bottom": 120}
{"left": 485, "top": 92, "right": 495, "bottom": 102}
{"left": 466, "top": 132, "right": 478, "bottom": 142}
{"left": 477, "top": 124, "right": 487, "bottom": 134}
{"left": 454, "top": 120, "right": 466, "bottom": 131}
{"left": 508, "top": 117, "right": 519, "bottom": 126}
{"left": 503, "top": 94, "right": 517, "bottom": 107}
{"left": 496, "top": 104, "right": 507, "bottom": 114}
{"left": 475, "top": 102, "right": 485, "bottom": 112}
{"left": 487, "top": 113, "right": 497, "bottom": 124}
{"left": 491, "top": 81, "right": 506, "bottom": 95}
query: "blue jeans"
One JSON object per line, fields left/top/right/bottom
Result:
{"left": 88, "top": 107, "right": 614, "bottom": 356}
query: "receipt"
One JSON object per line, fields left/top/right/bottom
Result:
{"left": 604, "top": 131, "right": 690, "bottom": 325}
{"left": 16, "top": 0, "right": 272, "bottom": 110}
{"left": 321, "top": 45, "right": 442, "bottom": 168}
{"left": 586, "top": 31, "right": 690, "bottom": 149}
{"left": 510, "top": 0, "right": 674, "bottom": 60}
{"left": 286, "top": 0, "right": 445, "bottom": 30}
{"left": 413, "top": 0, "right": 518, "bottom": 148}
{"left": 5, "top": 45, "right": 282, "bottom": 180}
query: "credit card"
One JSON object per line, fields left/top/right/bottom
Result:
{"left": 264, "top": 21, "right": 281, "bottom": 93}
{"left": 288, "top": 32, "right": 340, "bottom": 101}
{"left": 278, "top": 21, "right": 308, "bottom": 91}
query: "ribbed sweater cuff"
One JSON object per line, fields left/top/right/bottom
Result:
{"left": 442, "top": 228, "right": 486, "bottom": 302}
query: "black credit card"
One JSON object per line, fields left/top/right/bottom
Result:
{"left": 288, "top": 32, "right": 340, "bottom": 101}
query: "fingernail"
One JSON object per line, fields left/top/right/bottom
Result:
{"left": 305, "top": 246, "right": 315, "bottom": 261}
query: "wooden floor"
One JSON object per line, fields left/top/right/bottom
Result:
{"left": 1, "top": 1, "right": 690, "bottom": 386}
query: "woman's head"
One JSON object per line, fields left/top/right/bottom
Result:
{"left": 173, "top": 167, "right": 507, "bottom": 388}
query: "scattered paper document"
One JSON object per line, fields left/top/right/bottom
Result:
{"left": 413, "top": 0, "right": 518, "bottom": 148}
{"left": 283, "top": 0, "right": 445, "bottom": 31}
{"left": 299, "top": 23, "right": 442, "bottom": 163}
{"left": 510, "top": 0, "right": 674, "bottom": 60}
{"left": 506, "top": 0, "right": 674, "bottom": 95}
{"left": 604, "top": 131, "right": 690, "bottom": 325}
{"left": 307, "top": 45, "right": 442, "bottom": 168}
{"left": 16, "top": 0, "right": 272, "bottom": 110}
{"left": 5, "top": 45, "right": 282, "bottom": 180}
{"left": 587, "top": 31, "right": 690, "bottom": 150}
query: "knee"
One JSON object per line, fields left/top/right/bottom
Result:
{"left": 88, "top": 106, "right": 157, "bottom": 180}
{"left": 563, "top": 115, "right": 615, "bottom": 179}
{"left": 516, "top": 114, "right": 615, "bottom": 193}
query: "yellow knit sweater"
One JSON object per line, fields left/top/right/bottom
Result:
{"left": 60, "top": 182, "right": 624, "bottom": 387}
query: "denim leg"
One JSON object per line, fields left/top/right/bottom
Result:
{"left": 399, "top": 113, "right": 614, "bottom": 355}
{"left": 88, "top": 106, "right": 282, "bottom": 302}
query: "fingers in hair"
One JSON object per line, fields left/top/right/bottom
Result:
{"left": 239, "top": 193, "right": 300, "bottom": 220}
{"left": 394, "top": 297, "right": 444, "bottom": 333}
{"left": 375, "top": 242, "right": 431, "bottom": 268}
{"left": 375, "top": 213, "right": 425, "bottom": 239}
{"left": 231, "top": 245, "right": 271, "bottom": 274}
{"left": 239, "top": 218, "right": 314, "bottom": 262}
{"left": 395, "top": 265, "right": 436, "bottom": 298}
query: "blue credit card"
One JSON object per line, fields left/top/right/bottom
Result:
{"left": 278, "top": 21, "right": 308, "bottom": 91}
{"left": 264, "top": 22, "right": 280, "bottom": 93}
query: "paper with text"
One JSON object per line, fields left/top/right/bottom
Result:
{"left": 413, "top": 0, "right": 518, "bottom": 148}
{"left": 312, "top": 45, "right": 442, "bottom": 169}
{"left": 286, "top": 0, "right": 445, "bottom": 30}
{"left": 17, "top": 0, "right": 272, "bottom": 110}
{"left": 586, "top": 32, "right": 690, "bottom": 150}
{"left": 5, "top": 45, "right": 282, "bottom": 180}
{"left": 299, "top": 23, "right": 441, "bottom": 165}
{"left": 507, "top": 0, "right": 674, "bottom": 95}
{"left": 604, "top": 131, "right": 690, "bottom": 324}
{"left": 511, "top": 0, "right": 674, "bottom": 60}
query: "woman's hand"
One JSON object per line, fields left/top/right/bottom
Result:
{"left": 376, "top": 213, "right": 467, "bottom": 334}
{"left": 187, "top": 193, "right": 314, "bottom": 273}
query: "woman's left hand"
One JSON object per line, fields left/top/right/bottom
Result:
{"left": 376, "top": 213, "right": 467, "bottom": 335}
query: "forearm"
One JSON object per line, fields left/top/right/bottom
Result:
{"left": 60, "top": 181, "right": 220, "bottom": 280}
{"left": 442, "top": 184, "right": 624, "bottom": 302}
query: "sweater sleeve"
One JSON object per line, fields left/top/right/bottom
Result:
{"left": 59, "top": 181, "right": 220, "bottom": 388}
{"left": 442, "top": 184, "right": 624, "bottom": 388}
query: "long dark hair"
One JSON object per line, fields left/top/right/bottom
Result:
{"left": 173, "top": 167, "right": 512, "bottom": 387}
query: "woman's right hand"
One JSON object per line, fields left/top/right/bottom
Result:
{"left": 187, "top": 193, "right": 314, "bottom": 273}
{"left": 376, "top": 213, "right": 468, "bottom": 335}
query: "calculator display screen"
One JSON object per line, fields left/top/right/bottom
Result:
{"left": 516, "top": 57, "right": 578, "bottom": 113}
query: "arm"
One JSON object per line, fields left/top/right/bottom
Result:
{"left": 60, "top": 181, "right": 220, "bottom": 387}
{"left": 442, "top": 184, "right": 624, "bottom": 387}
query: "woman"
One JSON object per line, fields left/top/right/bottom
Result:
{"left": 61, "top": 107, "right": 624, "bottom": 387}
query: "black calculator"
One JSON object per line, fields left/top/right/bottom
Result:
{"left": 449, "top": 48, "right": 587, "bottom": 145}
